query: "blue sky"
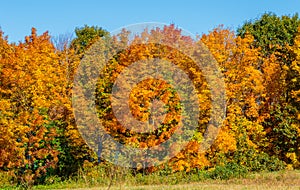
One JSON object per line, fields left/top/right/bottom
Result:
{"left": 1, "top": 0, "right": 299, "bottom": 43}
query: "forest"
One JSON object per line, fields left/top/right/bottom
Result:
{"left": 0, "top": 13, "right": 300, "bottom": 189}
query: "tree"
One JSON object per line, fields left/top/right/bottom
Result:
{"left": 70, "top": 25, "right": 109, "bottom": 55}
{"left": 238, "top": 13, "right": 300, "bottom": 168}
{"left": 0, "top": 28, "right": 67, "bottom": 185}
{"left": 290, "top": 26, "right": 300, "bottom": 108}
{"left": 51, "top": 32, "right": 74, "bottom": 51}
{"left": 201, "top": 27, "right": 275, "bottom": 170}
{"left": 237, "top": 13, "right": 300, "bottom": 60}
{"left": 72, "top": 24, "right": 215, "bottom": 171}
{"left": 0, "top": 28, "right": 95, "bottom": 185}
{"left": 237, "top": 13, "right": 300, "bottom": 105}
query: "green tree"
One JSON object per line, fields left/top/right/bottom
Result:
{"left": 237, "top": 12, "right": 300, "bottom": 61}
{"left": 70, "top": 25, "right": 109, "bottom": 55}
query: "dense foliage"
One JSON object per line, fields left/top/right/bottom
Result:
{"left": 0, "top": 13, "right": 299, "bottom": 187}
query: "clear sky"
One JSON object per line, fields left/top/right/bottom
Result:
{"left": 1, "top": 0, "right": 299, "bottom": 43}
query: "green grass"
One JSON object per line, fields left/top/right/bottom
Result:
{"left": 1, "top": 166, "right": 299, "bottom": 190}
{"left": 0, "top": 170, "right": 298, "bottom": 190}
{"left": 60, "top": 170, "right": 300, "bottom": 190}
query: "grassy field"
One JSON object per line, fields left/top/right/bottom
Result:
{"left": 69, "top": 184, "right": 300, "bottom": 190}
{"left": 27, "top": 170, "right": 300, "bottom": 190}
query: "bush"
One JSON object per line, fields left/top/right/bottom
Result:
{"left": 0, "top": 171, "right": 14, "bottom": 189}
{"left": 209, "top": 162, "right": 248, "bottom": 180}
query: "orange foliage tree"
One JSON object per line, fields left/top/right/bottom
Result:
{"left": 201, "top": 27, "right": 284, "bottom": 170}
{"left": 0, "top": 28, "right": 92, "bottom": 185}
{"left": 72, "top": 25, "right": 218, "bottom": 172}
{"left": 1, "top": 18, "right": 300, "bottom": 187}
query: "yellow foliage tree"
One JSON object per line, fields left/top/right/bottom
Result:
{"left": 201, "top": 27, "right": 266, "bottom": 167}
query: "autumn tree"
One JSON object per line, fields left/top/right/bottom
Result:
{"left": 237, "top": 13, "right": 300, "bottom": 110}
{"left": 72, "top": 24, "right": 223, "bottom": 172}
{"left": 284, "top": 26, "right": 300, "bottom": 168}
{"left": 0, "top": 28, "right": 87, "bottom": 185}
{"left": 1, "top": 16, "right": 299, "bottom": 186}
{"left": 201, "top": 27, "right": 287, "bottom": 171}
{"left": 237, "top": 13, "right": 300, "bottom": 167}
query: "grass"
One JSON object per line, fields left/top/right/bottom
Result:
{"left": 27, "top": 170, "right": 300, "bottom": 190}
{"left": 1, "top": 166, "right": 299, "bottom": 190}
{"left": 58, "top": 171, "right": 300, "bottom": 190}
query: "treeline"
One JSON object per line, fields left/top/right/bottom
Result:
{"left": 0, "top": 13, "right": 299, "bottom": 187}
